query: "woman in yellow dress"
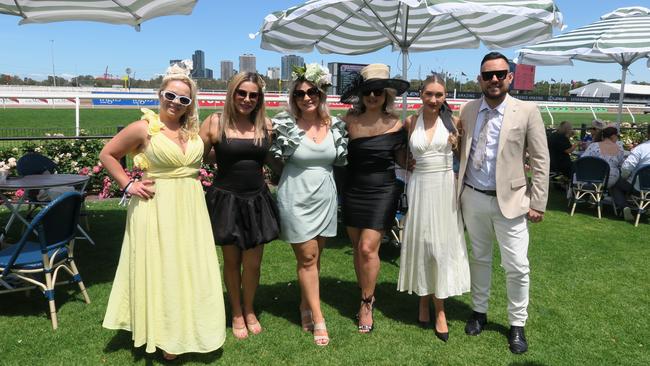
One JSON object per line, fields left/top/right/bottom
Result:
{"left": 101, "top": 62, "right": 226, "bottom": 360}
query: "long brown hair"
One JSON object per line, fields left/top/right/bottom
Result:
{"left": 418, "top": 73, "right": 459, "bottom": 149}
{"left": 219, "top": 72, "right": 267, "bottom": 145}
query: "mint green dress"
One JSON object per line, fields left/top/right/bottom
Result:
{"left": 271, "top": 112, "right": 347, "bottom": 244}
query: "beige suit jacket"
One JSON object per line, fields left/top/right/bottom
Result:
{"left": 457, "top": 94, "right": 550, "bottom": 219}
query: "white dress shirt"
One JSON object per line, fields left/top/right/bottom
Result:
{"left": 621, "top": 140, "right": 650, "bottom": 189}
{"left": 465, "top": 98, "right": 507, "bottom": 190}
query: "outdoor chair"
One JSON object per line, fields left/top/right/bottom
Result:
{"left": 629, "top": 165, "right": 650, "bottom": 227}
{"left": 0, "top": 192, "right": 90, "bottom": 330}
{"left": 570, "top": 156, "right": 612, "bottom": 218}
{"left": 16, "top": 152, "right": 58, "bottom": 177}
{"left": 16, "top": 152, "right": 92, "bottom": 237}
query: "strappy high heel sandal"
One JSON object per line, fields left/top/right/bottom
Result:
{"left": 357, "top": 295, "right": 375, "bottom": 333}
{"left": 313, "top": 321, "right": 330, "bottom": 346}
{"left": 301, "top": 309, "right": 314, "bottom": 332}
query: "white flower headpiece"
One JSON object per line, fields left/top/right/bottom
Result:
{"left": 291, "top": 63, "right": 331, "bottom": 89}
{"left": 166, "top": 59, "right": 193, "bottom": 77}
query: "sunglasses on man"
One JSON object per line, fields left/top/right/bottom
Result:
{"left": 160, "top": 90, "right": 192, "bottom": 106}
{"left": 292, "top": 87, "right": 320, "bottom": 99}
{"left": 362, "top": 88, "right": 384, "bottom": 97}
{"left": 480, "top": 70, "right": 509, "bottom": 81}
{"left": 235, "top": 89, "right": 260, "bottom": 100}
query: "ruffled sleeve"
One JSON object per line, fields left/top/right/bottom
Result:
{"left": 132, "top": 108, "right": 165, "bottom": 170}
{"left": 330, "top": 116, "right": 348, "bottom": 166}
{"left": 270, "top": 111, "right": 305, "bottom": 161}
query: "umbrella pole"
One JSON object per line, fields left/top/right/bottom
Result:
{"left": 402, "top": 49, "right": 408, "bottom": 121}
{"left": 617, "top": 64, "right": 628, "bottom": 125}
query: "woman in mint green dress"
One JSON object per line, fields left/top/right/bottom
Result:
{"left": 271, "top": 63, "right": 347, "bottom": 347}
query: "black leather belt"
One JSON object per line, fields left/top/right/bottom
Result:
{"left": 465, "top": 183, "right": 497, "bottom": 197}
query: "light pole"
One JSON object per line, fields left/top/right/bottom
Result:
{"left": 50, "top": 40, "right": 56, "bottom": 87}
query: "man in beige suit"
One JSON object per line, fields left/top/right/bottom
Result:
{"left": 458, "top": 52, "right": 549, "bottom": 354}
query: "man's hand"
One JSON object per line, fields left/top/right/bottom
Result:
{"left": 527, "top": 208, "right": 544, "bottom": 223}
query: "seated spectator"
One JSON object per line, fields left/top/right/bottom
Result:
{"left": 620, "top": 138, "right": 650, "bottom": 221}
{"left": 581, "top": 119, "right": 605, "bottom": 150}
{"left": 548, "top": 121, "right": 577, "bottom": 178}
{"left": 582, "top": 124, "right": 626, "bottom": 208}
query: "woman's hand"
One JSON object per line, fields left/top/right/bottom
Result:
{"left": 127, "top": 179, "right": 156, "bottom": 200}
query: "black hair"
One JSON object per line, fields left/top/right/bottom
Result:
{"left": 602, "top": 126, "right": 618, "bottom": 139}
{"left": 481, "top": 52, "right": 509, "bottom": 67}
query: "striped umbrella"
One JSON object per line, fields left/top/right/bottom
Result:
{"left": 0, "top": 0, "right": 197, "bottom": 31}
{"left": 517, "top": 6, "right": 650, "bottom": 123}
{"left": 254, "top": 0, "right": 563, "bottom": 115}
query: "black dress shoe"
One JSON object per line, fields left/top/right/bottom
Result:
{"left": 508, "top": 326, "right": 528, "bottom": 354}
{"left": 434, "top": 329, "right": 449, "bottom": 342}
{"left": 464, "top": 311, "right": 487, "bottom": 336}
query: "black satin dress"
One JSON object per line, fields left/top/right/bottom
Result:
{"left": 205, "top": 137, "right": 280, "bottom": 249}
{"left": 343, "top": 129, "right": 407, "bottom": 230}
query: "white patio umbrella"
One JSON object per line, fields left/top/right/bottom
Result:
{"left": 516, "top": 6, "right": 650, "bottom": 123}
{"left": 0, "top": 0, "right": 197, "bottom": 31}
{"left": 254, "top": 0, "right": 564, "bottom": 115}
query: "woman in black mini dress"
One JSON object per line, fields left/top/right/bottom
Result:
{"left": 340, "top": 64, "right": 409, "bottom": 333}
{"left": 200, "top": 72, "right": 280, "bottom": 340}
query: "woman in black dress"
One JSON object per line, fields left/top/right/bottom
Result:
{"left": 340, "top": 64, "right": 410, "bottom": 333}
{"left": 200, "top": 72, "right": 280, "bottom": 340}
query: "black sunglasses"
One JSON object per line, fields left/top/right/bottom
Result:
{"left": 481, "top": 70, "right": 509, "bottom": 81}
{"left": 293, "top": 87, "right": 320, "bottom": 99}
{"left": 235, "top": 89, "right": 260, "bottom": 100}
{"left": 161, "top": 90, "right": 192, "bottom": 106}
{"left": 362, "top": 88, "right": 384, "bottom": 97}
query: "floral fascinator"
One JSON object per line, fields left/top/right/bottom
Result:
{"left": 291, "top": 63, "right": 332, "bottom": 89}
{"left": 166, "top": 59, "right": 193, "bottom": 77}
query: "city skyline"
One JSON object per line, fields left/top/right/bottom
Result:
{"left": 1, "top": 1, "right": 648, "bottom": 84}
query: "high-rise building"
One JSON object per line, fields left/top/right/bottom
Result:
{"left": 169, "top": 59, "right": 182, "bottom": 66}
{"left": 191, "top": 50, "right": 206, "bottom": 78}
{"left": 281, "top": 55, "right": 305, "bottom": 80}
{"left": 266, "top": 67, "right": 281, "bottom": 80}
{"left": 220, "top": 60, "right": 235, "bottom": 81}
{"left": 206, "top": 68, "right": 214, "bottom": 80}
{"left": 239, "top": 54, "right": 256, "bottom": 73}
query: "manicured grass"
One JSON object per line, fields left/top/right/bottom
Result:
{"left": 0, "top": 108, "right": 648, "bottom": 137}
{"left": 0, "top": 190, "right": 648, "bottom": 365}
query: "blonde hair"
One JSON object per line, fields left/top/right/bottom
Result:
{"left": 158, "top": 73, "right": 199, "bottom": 141}
{"left": 347, "top": 88, "right": 398, "bottom": 117}
{"left": 288, "top": 79, "right": 331, "bottom": 124}
{"left": 418, "top": 74, "right": 459, "bottom": 149}
{"left": 219, "top": 72, "right": 268, "bottom": 145}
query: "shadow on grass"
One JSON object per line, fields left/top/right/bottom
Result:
{"left": 255, "top": 276, "right": 473, "bottom": 331}
{"left": 104, "top": 329, "right": 223, "bottom": 364}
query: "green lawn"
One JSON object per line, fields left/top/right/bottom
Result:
{"left": 0, "top": 108, "right": 648, "bottom": 137}
{"left": 0, "top": 189, "right": 648, "bottom": 365}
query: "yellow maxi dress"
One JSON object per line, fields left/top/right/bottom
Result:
{"left": 103, "top": 110, "right": 226, "bottom": 354}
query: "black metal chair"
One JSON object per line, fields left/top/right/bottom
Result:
{"left": 629, "top": 165, "right": 650, "bottom": 227}
{"left": 0, "top": 192, "right": 90, "bottom": 330}
{"left": 16, "top": 153, "right": 91, "bottom": 239}
{"left": 570, "top": 156, "right": 611, "bottom": 218}
{"left": 16, "top": 153, "right": 57, "bottom": 177}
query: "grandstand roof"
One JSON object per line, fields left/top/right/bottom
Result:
{"left": 570, "top": 82, "right": 650, "bottom": 98}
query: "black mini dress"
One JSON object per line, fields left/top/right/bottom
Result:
{"left": 205, "top": 136, "right": 280, "bottom": 249}
{"left": 343, "top": 129, "right": 407, "bottom": 230}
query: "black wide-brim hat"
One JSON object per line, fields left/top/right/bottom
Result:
{"left": 340, "top": 64, "right": 410, "bottom": 104}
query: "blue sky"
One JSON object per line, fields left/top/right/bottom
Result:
{"left": 0, "top": 0, "right": 648, "bottom": 84}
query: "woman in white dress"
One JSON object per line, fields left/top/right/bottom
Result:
{"left": 397, "top": 73, "right": 470, "bottom": 342}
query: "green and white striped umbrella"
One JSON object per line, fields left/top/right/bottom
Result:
{"left": 254, "top": 0, "right": 563, "bottom": 115}
{"left": 0, "top": 0, "right": 197, "bottom": 31}
{"left": 516, "top": 6, "right": 650, "bottom": 122}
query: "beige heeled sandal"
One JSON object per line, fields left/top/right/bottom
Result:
{"left": 313, "top": 322, "right": 330, "bottom": 346}
{"left": 301, "top": 309, "right": 314, "bottom": 332}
